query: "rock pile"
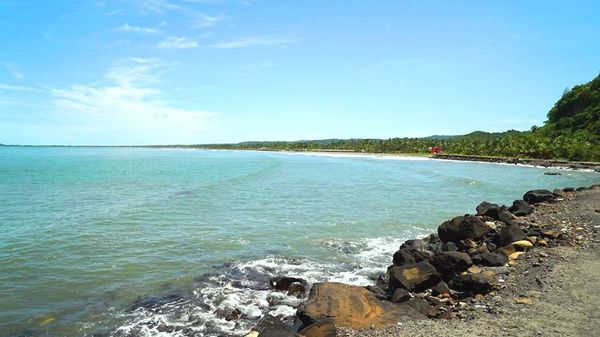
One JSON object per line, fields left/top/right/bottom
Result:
{"left": 247, "top": 185, "right": 598, "bottom": 337}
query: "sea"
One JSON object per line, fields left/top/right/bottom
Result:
{"left": 0, "top": 147, "right": 598, "bottom": 337}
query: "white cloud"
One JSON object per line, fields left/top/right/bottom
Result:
{"left": 0, "top": 83, "right": 39, "bottom": 92}
{"left": 195, "top": 12, "right": 225, "bottom": 28}
{"left": 5, "top": 63, "right": 24, "bottom": 80}
{"left": 157, "top": 36, "right": 199, "bottom": 49}
{"left": 115, "top": 23, "right": 161, "bottom": 34}
{"left": 50, "top": 58, "right": 216, "bottom": 143}
{"left": 210, "top": 36, "right": 296, "bottom": 49}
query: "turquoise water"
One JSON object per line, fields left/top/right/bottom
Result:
{"left": 0, "top": 147, "right": 598, "bottom": 337}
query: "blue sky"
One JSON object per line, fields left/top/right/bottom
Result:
{"left": 0, "top": 0, "right": 598, "bottom": 145}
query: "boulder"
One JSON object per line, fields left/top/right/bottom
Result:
{"left": 391, "top": 288, "right": 411, "bottom": 303}
{"left": 405, "top": 298, "right": 431, "bottom": 316}
{"left": 449, "top": 273, "right": 495, "bottom": 294}
{"left": 431, "top": 281, "right": 451, "bottom": 296}
{"left": 496, "top": 225, "right": 527, "bottom": 247}
{"left": 471, "top": 253, "right": 507, "bottom": 266}
{"left": 438, "top": 215, "right": 490, "bottom": 243}
{"left": 523, "top": 189, "right": 555, "bottom": 204}
{"left": 297, "top": 282, "right": 426, "bottom": 330}
{"left": 392, "top": 247, "right": 431, "bottom": 266}
{"left": 365, "top": 285, "right": 389, "bottom": 301}
{"left": 258, "top": 327, "right": 299, "bottom": 337}
{"left": 563, "top": 187, "right": 575, "bottom": 192}
{"left": 508, "top": 199, "right": 533, "bottom": 216}
{"left": 430, "top": 252, "right": 472, "bottom": 275}
{"left": 475, "top": 201, "right": 500, "bottom": 217}
{"left": 553, "top": 189, "right": 567, "bottom": 198}
{"left": 400, "top": 239, "right": 428, "bottom": 251}
{"left": 544, "top": 172, "right": 562, "bottom": 176}
{"left": 269, "top": 276, "right": 306, "bottom": 292}
{"left": 288, "top": 282, "right": 306, "bottom": 297}
{"left": 389, "top": 261, "right": 441, "bottom": 292}
{"left": 441, "top": 242, "right": 458, "bottom": 252}
{"left": 297, "top": 318, "right": 336, "bottom": 337}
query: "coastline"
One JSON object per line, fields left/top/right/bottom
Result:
{"left": 250, "top": 183, "right": 600, "bottom": 337}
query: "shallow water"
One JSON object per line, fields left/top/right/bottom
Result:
{"left": 0, "top": 147, "right": 597, "bottom": 336}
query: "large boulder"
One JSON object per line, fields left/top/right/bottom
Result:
{"left": 297, "top": 318, "right": 336, "bottom": 337}
{"left": 496, "top": 225, "right": 527, "bottom": 247}
{"left": 297, "top": 282, "right": 426, "bottom": 330}
{"left": 392, "top": 247, "right": 431, "bottom": 266}
{"left": 508, "top": 199, "right": 533, "bottom": 216}
{"left": 437, "top": 215, "right": 490, "bottom": 243}
{"left": 523, "top": 189, "right": 555, "bottom": 204}
{"left": 258, "top": 327, "right": 299, "bottom": 337}
{"left": 389, "top": 261, "right": 441, "bottom": 292}
{"left": 269, "top": 276, "right": 306, "bottom": 291}
{"left": 471, "top": 252, "right": 508, "bottom": 266}
{"left": 449, "top": 273, "right": 495, "bottom": 294}
{"left": 476, "top": 202, "right": 516, "bottom": 225}
{"left": 400, "top": 239, "right": 428, "bottom": 251}
{"left": 430, "top": 252, "right": 472, "bottom": 275}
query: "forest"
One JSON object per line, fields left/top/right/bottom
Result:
{"left": 188, "top": 74, "right": 600, "bottom": 162}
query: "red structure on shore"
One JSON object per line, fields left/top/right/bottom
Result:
{"left": 430, "top": 146, "right": 441, "bottom": 154}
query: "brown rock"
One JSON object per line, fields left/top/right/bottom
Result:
{"left": 298, "top": 318, "right": 337, "bottom": 337}
{"left": 389, "top": 261, "right": 441, "bottom": 292}
{"left": 297, "top": 282, "right": 426, "bottom": 330}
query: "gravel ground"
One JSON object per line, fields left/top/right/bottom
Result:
{"left": 338, "top": 186, "right": 600, "bottom": 337}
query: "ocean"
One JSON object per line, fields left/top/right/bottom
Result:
{"left": 0, "top": 147, "right": 598, "bottom": 337}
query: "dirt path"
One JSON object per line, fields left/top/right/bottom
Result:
{"left": 339, "top": 187, "right": 600, "bottom": 337}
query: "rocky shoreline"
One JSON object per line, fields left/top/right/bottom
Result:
{"left": 246, "top": 183, "right": 600, "bottom": 337}
{"left": 431, "top": 154, "right": 600, "bottom": 171}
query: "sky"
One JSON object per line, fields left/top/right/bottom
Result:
{"left": 0, "top": 0, "right": 599, "bottom": 145}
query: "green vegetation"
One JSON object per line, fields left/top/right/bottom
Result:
{"left": 185, "top": 74, "right": 600, "bottom": 162}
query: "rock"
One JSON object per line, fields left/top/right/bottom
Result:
{"left": 512, "top": 240, "right": 533, "bottom": 249}
{"left": 270, "top": 277, "right": 306, "bottom": 291}
{"left": 430, "top": 252, "right": 472, "bottom": 275}
{"left": 438, "top": 215, "right": 490, "bottom": 243}
{"left": 467, "top": 265, "right": 481, "bottom": 273}
{"left": 258, "top": 327, "right": 299, "bottom": 337}
{"left": 536, "top": 239, "right": 548, "bottom": 247}
{"left": 431, "top": 281, "right": 451, "bottom": 296}
{"left": 508, "top": 199, "right": 534, "bottom": 216}
{"left": 449, "top": 273, "right": 495, "bottom": 294}
{"left": 297, "top": 282, "right": 426, "bottom": 330}
{"left": 400, "top": 239, "right": 428, "bottom": 251}
{"left": 406, "top": 298, "right": 431, "bottom": 316}
{"left": 288, "top": 282, "right": 307, "bottom": 297}
{"left": 391, "top": 288, "right": 411, "bottom": 303}
{"left": 544, "top": 172, "right": 562, "bottom": 175}
{"left": 392, "top": 247, "right": 431, "bottom": 266}
{"left": 496, "top": 225, "right": 527, "bottom": 247}
{"left": 553, "top": 189, "right": 567, "bottom": 197}
{"left": 442, "top": 242, "right": 458, "bottom": 252}
{"left": 389, "top": 261, "right": 441, "bottom": 292}
{"left": 297, "top": 318, "right": 336, "bottom": 337}
{"left": 576, "top": 186, "right": 588, "bottom": 191}
{"left": 472, "top": 253, "right": 508, "bottom": 266}
{"left": 523, "top": 189, "right": 556, "bottom": 204}
{"left": 245, "top": 331, "right": 260, "bottom": 337}
{"left": 563, "top": 187, "right": 575, "bottom": 192}
{"left": 541, "top": 229, "right": 562, "bottom": 239}
{"left": 497, "top": 245, "right": 516, "bottom": 258}
{"left": 509, "top": 252, "right": 524, "bottom": 261}
{"left": 365, "top": 285, "right": 389, "bottom": 301}
{"left": 224, "top": 309, "right": 241, "bottom": 321}
{"left": 427, "top": 305, "right": 452, "bottom": 319}
{"left": 476, "top": 203, "right": 515, "bottom": 225}
{"left": 515, "top": 297, "right": 534, "bottom": 305}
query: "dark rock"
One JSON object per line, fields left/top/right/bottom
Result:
{"left": 553, "top": 189, "right": 567, "bottom": 197}
{"left": 406, "top": 298, "right": 431, "bottom": 316}
{"left": 430, "top": 252, "right": 472, "bottom": 275}
{"left": 259, "top": 327, "right": 299, "bottom": 337}
{"left": 508, "top": 199, "right": 533, "bottom": 216}
{"left": 431, "top": 281, "right": 451, "bottom": 296}
{"left": 438, "top": 215, "right": 490, "bottom": 243}
{"left": 576, "top": 186, "right": 588, "bottom": 191}
{"left": 391, "top": 288, "right": 411, "bottom": 303}
{"left": 389, "top": 261, "right": 441, "bottom": 292}
{"left": 449, "top": 273, "right": 494, "bottom": 294}
{"left": 471, "top": 252, "right": 507, "bottom": 266}
{"left": 298, "top": 318, "right": 336, "bottom": 337}
{"left": 442, "top": 242, "right": 458, "bottom": 252}
{"left": 486, "top": 242, "right": 497, "bottom": 251}
{"left": 563, "top": 187, "right": 575, "bottom": 192}
{"left": 496, "top": 225, "right": 527, "bottom": 247}
{"left": 224, "top": 308, "right": 241, "bottom": 321}
{"left": 270, "top": 276, "right": 306, "bottom": 291}
{"left": 476, "top": 201, "right": 500, "bottom": 217}
{"left": 288, "top": 282, "right": 306, "bottom": 297}
{"left": 523, "top": 189, "right": 556, "bottom": 204}
{"left": 544, "top": 172, "right": 562, "bottom": 176}
{"left": 392, "top": 247, "right": 431, "bottom": 266}
{"left": 427, "top": 305, "right": 452, "bottom": 319}
{"left": 427, "top": 243, "right": 444, "bottom": 254}
{"left": 400, "top": 239, "right": 428, "bottom": 251}
{"left": 365, "top": 285, "right": 389, "bottom": 301}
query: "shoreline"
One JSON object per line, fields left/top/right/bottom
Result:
{"left": 250, "top": 183, "right": 600, "bottom": 337}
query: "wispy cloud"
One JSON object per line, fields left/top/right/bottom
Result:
{"left": 115, "top": 23, "right": 161, "bottom": 34}
{"left": 157, "top": 36, "right": 199, "bottom": 49}
{"left": 210, "top": 36, "right": 296, "bottom": 49}
{"left": 5, "top": 63, "right": 24, "bottom": 80}
{"left": 50, "top": 58, "right": 216, "bottom": 142}
{"left": 195, "top": 12, "right": 225, "bottom": 28}
{"left": 0, "top": 83, "right": 39, "bottom": 92}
